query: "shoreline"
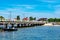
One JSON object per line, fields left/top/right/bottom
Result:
{"left": 43, "top": 23, "right": 60, "bottom": 26}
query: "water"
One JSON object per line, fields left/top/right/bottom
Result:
{"left": 0, "top": 26, "right": 60, "bottom": 40}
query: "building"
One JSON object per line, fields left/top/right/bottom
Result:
{"left": 23, "top": 17, "right": 29, "bottom": 22}
{"left": 37, "top": 18, "right": 47, "bottom": 21}
{"left": 14, "top": 18, "right": 17, "bottom": 21}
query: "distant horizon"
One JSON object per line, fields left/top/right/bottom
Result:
{"left": 0, "top": 0, "right": 60, "bottom": 19}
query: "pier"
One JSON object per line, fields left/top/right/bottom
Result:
{"left": 0, "top": 21, "right": 45, "bottom": 28}
{"left": 0, "top": 21, "right": 45, "bottom": 31}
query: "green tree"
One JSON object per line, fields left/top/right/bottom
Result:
{"left": 48, "top": 18, "right": 60, "bottom": 22}
{"left": 34, "top": 17, "right": 36, "bottom": 20}
{"left": 29, "top": 17, "right": 36, "bottom": 21}
{"left": 16, "top": 15, "right": 20, "bottom": 20}
{"left": 29, "top": 16, "right": 34, "bottom": 21}
{"left": 48, "top": 18, "right": 54, "bottom": 22}
{"left": 0, "top": 16, "right": 5, "bottom": 21}
{"left": 56, "top": 18, "right": 60, "bottom": 22}
{"left": 54, "top": 18, "right": 57, "bottom": 22}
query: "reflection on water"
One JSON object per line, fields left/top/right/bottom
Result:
{"left": 0, "top": 32, "right": 15, "bottom": 40}
{"left": 0, "top": 26, "right": 60, "bottom": 40}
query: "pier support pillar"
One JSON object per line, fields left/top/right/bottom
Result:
{"left": 11, "top": 24, "right": 14, "bottom": 28}
{"left": 5, "top": 24, "right": 8, "bottom": 28}
{"left": 17, "top": 24, "right": 20, "bottom": 27}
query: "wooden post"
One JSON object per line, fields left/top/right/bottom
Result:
{"left": 17, "top": 24, "right": 20, "bottom": 27}
{"left": 5, "top": 24, "right": 8, "bottom": 28}
{"left": 11, "top": 24, "right": 14, "bottom": 28}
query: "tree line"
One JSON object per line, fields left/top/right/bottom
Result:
{"left": 0, "top": 15, "right": 60, "bottom": 22}
{"left": 48, "top": 18, "right": 60, "bottom": 22}
{"left": 0, "top": 16, "right": 36, "bottom": 21}
{"left": 16, "top": 16, "right": 36, "bottom": 21}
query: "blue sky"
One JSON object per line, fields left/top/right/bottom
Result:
{"left": 0, "top": 0, "right": 60, "bottom": 19}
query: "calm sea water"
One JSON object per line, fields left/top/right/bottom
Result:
{"left": 0, "top": 26, "right": 60, "bottom": 40}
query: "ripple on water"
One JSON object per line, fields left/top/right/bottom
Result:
{"left": 0, "top": 26, "right": 60, "bottom": 40}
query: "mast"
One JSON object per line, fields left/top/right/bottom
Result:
{"left": 9, "top": 11, "right": 11, "bottom": 21}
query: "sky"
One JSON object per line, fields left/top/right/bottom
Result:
{"left": 0, "top": 0, "right": 60, "bottom": 19}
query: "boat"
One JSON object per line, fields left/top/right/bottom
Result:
{"left": 3, "top": 27, "right": 18, "bottom": 31}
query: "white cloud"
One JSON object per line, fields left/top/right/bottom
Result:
{"left": 0, "top": 4, "right": 60, "bottom": 19}
{"left": 53, "top": 5, "right": 60, "bottom": 14}
{"left": 13, "top": 5, "right": 36, "bottom": 9}
{"left": 0, "top": 10, "right": 9, "bottom": 14}
{"left": 54, "top": 5, "right": 60, "bottom": 9}
{"left": 38, "top": 0, "right": 59, "bottom": 3}
{"left": 51, "top": 5, "right": 60, "bottom": 18}
{"left": 43, "top": 0, "right": 56, "bottom": 2}
{"left": 54, "top": 9, "right": 60, "bottom": 14}
{"left": 25, "top": 6, "right": 34, "bottom": 9}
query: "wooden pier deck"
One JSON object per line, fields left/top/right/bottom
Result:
{"left": 0, "top": 21, "right": 45, "bottom": 28}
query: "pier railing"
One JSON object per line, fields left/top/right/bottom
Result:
{"left": 0, "top": 21, "right": 45, "bottom": 28}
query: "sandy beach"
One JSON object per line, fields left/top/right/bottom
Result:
{"left": 43, "top": 23, "right": 60, "bottom": 26}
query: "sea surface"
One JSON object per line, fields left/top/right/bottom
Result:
{"left": 0, "top": 26, "right": 60, "bottom": 40}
